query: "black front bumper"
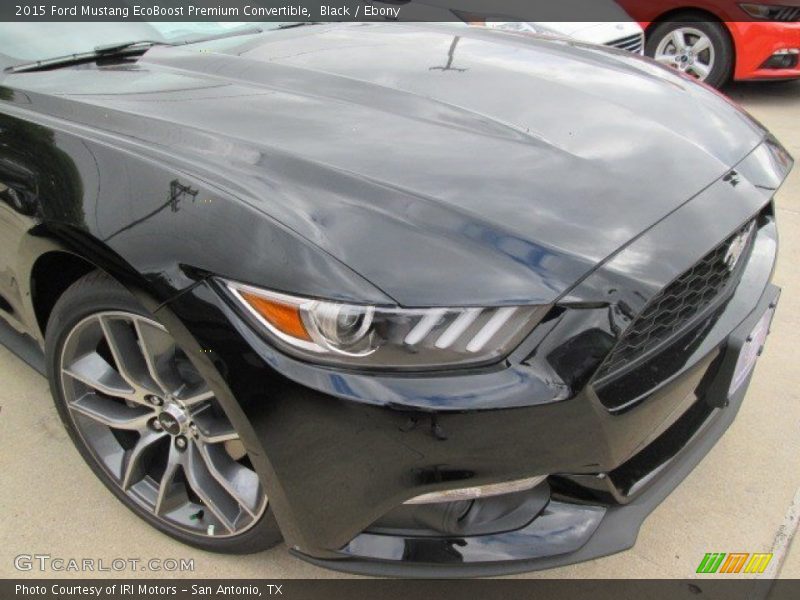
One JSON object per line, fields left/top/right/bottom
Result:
{"left": 147, "top": 143, "right": 784, "bottom": 576}
{"left": 297, "top": 283, "right": 780, "bottom": 576}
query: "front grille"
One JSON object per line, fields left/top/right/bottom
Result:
{"left": 606, "top": 33, "right": 644, "bottom": 54}
{"left": 595, "top": 220, "right": 756, "bottom": 381}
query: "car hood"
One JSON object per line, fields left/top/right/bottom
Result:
{"left": 6, "top": 23, "right": 768, "bottom": 306}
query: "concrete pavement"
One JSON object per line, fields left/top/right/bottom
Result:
{"left": 1, "top": 80, "right": 799, "bottom": 580}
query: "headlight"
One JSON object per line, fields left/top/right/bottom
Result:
{"left": 740, "top": 3, "right": 798, "bottom": 20}
{"left": 223, "top": 280, "right": 548, "bottom": 369}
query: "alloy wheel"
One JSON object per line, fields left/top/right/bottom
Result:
{"left": 654, "top": 27, "right": 716, "bottom": 81}
{"left": 58, "top": 311, "right": 267, "bottom": 538}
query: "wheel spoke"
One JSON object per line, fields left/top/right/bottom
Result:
{"left": 192, "top": 409, "right": 238, "bottom": 444}
{"left": 670, "top": 30, "right": 687, "bottom": 52}
{"left": 181, "top": 387, "right": 215, "bottom": 407}
{"left": 200, "top": 428, "right": 238, "bottom": 445}
{"left": 69, "top": 395, "right": 153, "bottom": 430}
{"left": 63, "top": 352, "right": 135, "bottom": 399}
{"left": 184, "top": 444, "right": 240, "bottom": 533}
{"left": 691, "top": 36, "right": 711, "bottom": 55}
{"left": 197, "top": 443, "right": 262, "bottom": 518}
{"left": 122, "top": 430, "right": 167, "bottom": 490}
{"left": 98, "top": 315, "right": 159, "bottom": 394}
{"left": 155, "top": 445, "right": 183, "bottom": 516}
{"left": 133, "top": 319, "right": 183, "bottom": 397}
{"left": 689, "top": 62, "right": 711, "bottom": 80}
{"left": 654, "top": 52, "right": 676, "bottom": 65}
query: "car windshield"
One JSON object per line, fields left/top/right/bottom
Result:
{"left": 0, "top": 21, "right": 293, "bottom": 64}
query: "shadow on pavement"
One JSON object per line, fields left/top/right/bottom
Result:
{"left": 724, "top": 79, "right": 800, "bottom": 107}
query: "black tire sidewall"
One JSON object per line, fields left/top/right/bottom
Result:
{"left": 45, "top": 271, "right": 281, "bottom": 554}
{"left": 646, "top": 19, "right": 734, "bottom": 89}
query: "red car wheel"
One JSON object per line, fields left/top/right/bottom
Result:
{"left": 647, "top": 15, "right": 734, "bottom": 88}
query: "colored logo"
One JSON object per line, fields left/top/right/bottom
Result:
{"left": 696, "top": 552, "right": 773, "bottom": 574}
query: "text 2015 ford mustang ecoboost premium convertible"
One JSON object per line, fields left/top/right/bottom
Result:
{"left": 0, "top": 21, "right": 793, "bottom": 576}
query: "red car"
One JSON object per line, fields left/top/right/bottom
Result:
{"left": 619, "top": 0, "right": 800, "bottom": 87}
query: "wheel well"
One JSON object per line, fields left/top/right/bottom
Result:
{"left": 30, "top": 252, "right": 96, "bottom": 336}
{"left": 645, "top": 7, "right": 725, "bottom": 34}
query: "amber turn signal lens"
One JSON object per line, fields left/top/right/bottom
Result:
{"left": 239, "top": 291, "right": 312, "bottom": 341}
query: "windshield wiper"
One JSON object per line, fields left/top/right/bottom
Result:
{"left": 173, "top": 25, "right": 265, "bottom": 45}
{"left": 276, "top": 22, "right": 319, "bottom": 30}
{"left": 7, "top": 40, "right": 167, "bottom": 74}
{"left": 7, "top": 24, "right": 312, "bottom": 74}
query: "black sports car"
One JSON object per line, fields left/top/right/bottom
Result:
{"left": 0, "top": 21, "right": 792, "bottom": 576}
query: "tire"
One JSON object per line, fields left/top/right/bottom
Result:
{"left": 646, "top": 16, "right": 734, "bottom": 89}
{"left": 45, "top": 270, "right": 282, "bottom": 553}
